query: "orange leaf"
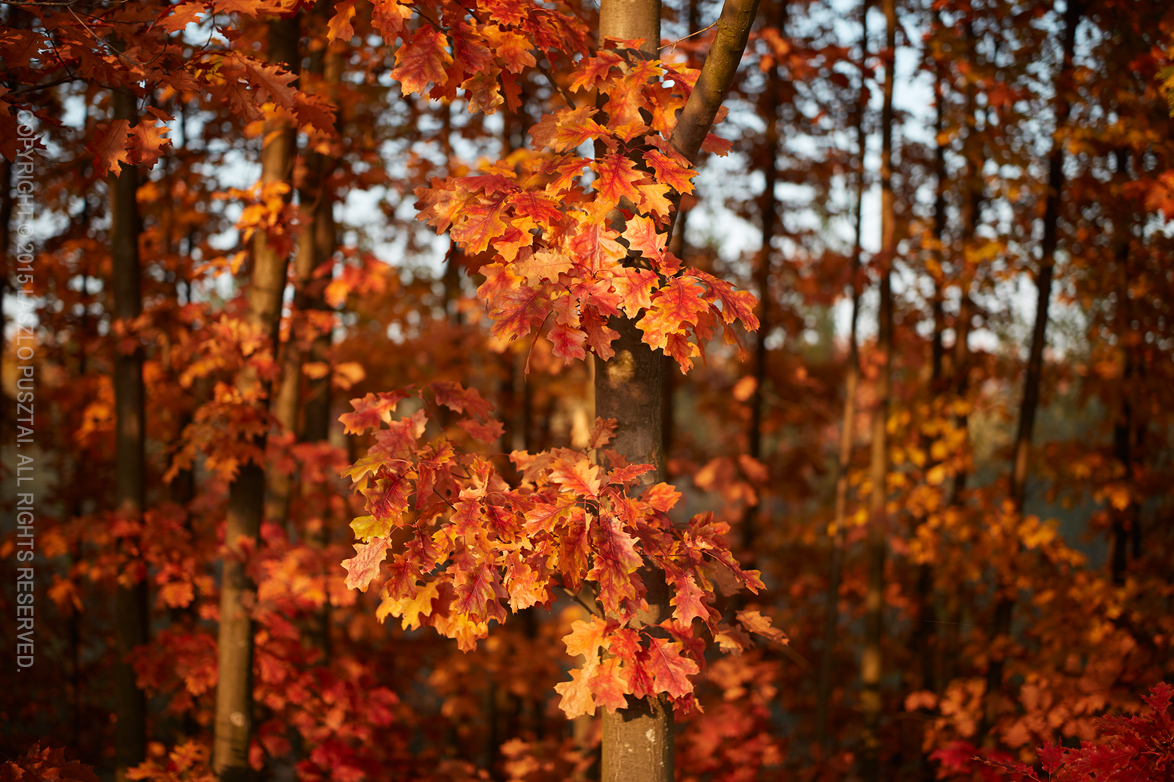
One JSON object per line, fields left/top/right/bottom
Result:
{"left": 563, "top": 616, "right": 609, "bottom": 659}
{"left": 736, "top": 609, "right": 788, "bottom": 645}
{"left": 592, "top": 153, "right": 644, "bottom": 216}
{"left": 327, "top": 0, "right": 357, "bottom": 42}
{"left": 342, "top": 537, "right": 389, "bottom": 592}
{"left": 555, "top": 664, "right": 597, "bottom": 719}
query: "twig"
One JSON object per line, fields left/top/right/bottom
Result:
{"left": 660, "top": 20, "right": 718, "bottom": 51}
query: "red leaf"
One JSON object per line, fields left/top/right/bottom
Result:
{"left": 643, "top": 636, "right": 698, "bottom": 698}
{"left": 451, "top": 195, "right": 511, "bottom": 255}
{"left": 372, "top": 0, "right": 412, "bottom": 41}
{"left": 589, "top": 513, "right": 643, "bottom": 614}
{"left": 87, "top": 120, "right": 130, "bottom": 178}
{"left": 392, "top": 27, "right": 452, "bottom": 95}
{"left": 670, "top": 572, "right": 708, "bottom": 625}
{"left": 641, "top": 482, "right": 681, "bottom": 513}
{"left": 608, "top": 267, "right": 658, "bottom": 318}
{"left": 432, "top": 381, "right": 495, "bottom": 419}
{"left": 340, "top": 390, "right": 409, "bottom": 434}
{"left": 644, "top": 147, "right": 696, "bottom": 194}
{"left": 589, "top": 656, "right": 630, "bottom": 713}
{"left": 157, "top": 3, "right": 205, "bottom": 34}
{"left": 530, "top": 105, "right": 607, "bottom": 152}
{"left": 550, "top": 457, "right": 602, "bottom": 499}
{"left": 639, "top": 276, "right": 707, "bottom": 351}
{"left": 457, "top": 418, "right": 504, "bottom": 444}
{"left": 562, "top": 616, "right": 609, "bottom": 659}
{"left": 550, "top": 321, "right": 588, "bottom": 362}
{"left": 477, "top": 265, "right": 548, "bottom": 344}
{"left": 592, "top": 153, "right": 644, "bottom": 216}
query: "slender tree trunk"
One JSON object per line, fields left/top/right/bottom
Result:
{"left": 213, "top": 18, "right": 299, "bottom": 782}
{"left": 596, "top": 317, "right": 673, "bottom": 782}
{"left": 595, "top": 6, "right": 672, "bottom": 776}
{"left": 110, "top": 86, "right": 149, "bottom": 782}
{"left": 742, "top": 0, "right": 787, "bottom": 560}
{"left": 859, "top": 0, "right": 896, "bottom": 775}
{"left": 592, "top": 0, "right": 758, "bottom": 777}
{"left": 914, "top": 32, "right": 948, "bottom": 699}
{"left": 814, "top": 0, "right": 868, "bottom": 749}
{"left": 1110, "top": 148, "right": 1139, "bottom": 587}
{"left": 910, "top": 43, "right": 949, "bottom": 779}
{"left": 300, "top": 27, "right": 342, "bottom": 662}
{"left": 979, "top": 0, "right": 1080, "bottom": 746}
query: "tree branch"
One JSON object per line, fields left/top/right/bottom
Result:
{"left": 667, "top": 0, "right": 760, "bottom": 166}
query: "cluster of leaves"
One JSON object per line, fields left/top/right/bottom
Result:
{"left": 933, "top": 683, "right": 1174, "bottom": 781}
{"left": 339, "top": 382, "right": 785, "bottom": 717}
{"left": 0, "top": 744, "right": 101, "bottom": 782}
{"left": 415, "top": 46, "right": 758, "bottom": 371}
{"left": 337, "top": 0, "right": 590, "bottom": 110}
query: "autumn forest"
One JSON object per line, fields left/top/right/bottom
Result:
{"left": 1, "top": 0, "right": 1173, "bottom": 779}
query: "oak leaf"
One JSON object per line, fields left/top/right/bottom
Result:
{"left": 591, "top": 153, "right": 644, "bottom": 216}
{"left": 342, "top": 537, "right": 389, "bottom": 592}
{"left": 392, "top": 27, "right": 452, "bottom": 95}
{"left": 644, "top": 636, "right": 699, "bottom": 698}
{"left": 87, "top": 120, "right": 130, "bottom": 178}
{"left": 590, "top": 656, "right": 630, "bottom": 713}
{"left": 554, "top": 664, "right": 596, "bottom": 719}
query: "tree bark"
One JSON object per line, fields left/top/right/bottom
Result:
{"left": 596, "top": 319, "right": 673, "bottom": 782}
{"left": 591, "top": 0, "right": 760, "bottom": 776}
{"left": 110, "top": 85, "right": 149, "bottom": 782}
{"left": 979, "top": 0, "right": 1080, "bottom": 746}
{"left": 595, "top": 6, "right": 671, "bottom": 778}
{"left": 213, "top": 17, "right": 299, "bottom": 782}
{"left": 814, "top": 0, "right": 868, "bottom": 750}
{"left": 858, "top": 0, "right": 895, "bottom": 775}
{"left": 1110, "top": 148, "right": 1140, "bottom": 587}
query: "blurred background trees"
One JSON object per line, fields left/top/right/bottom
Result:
{"left": 2, "top": 0, "right": 1173, "bottom": 779}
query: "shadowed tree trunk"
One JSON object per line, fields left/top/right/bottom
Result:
{"left": 213, "top": 17, "right": 299, "bottom": 782}
{"left": 1110, "top": 148, "right": 1140, "bottom": 587}
{"left": 742, "top": 0, "right": 787, "bottom": 562}
{"left": 912, "top": 25, "right": 947, "bottom": 727}
{"left": 814, "top": 0, "right": 868, "bottom": 750}
{"left": 298, "top": 20, "right": 342, "bottom": 663}
{"left": 265, "top": 15, "right": 340, "bottom": 534}
{"left": 858, "top": 0, "right": 896, "bottom": 776}
{"left": 979, "top": 0, "right": 1080, "bottom": 746}
{"left": 110, "top": 85, "right": 149, "bottom": 782}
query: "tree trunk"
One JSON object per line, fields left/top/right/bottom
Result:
{"left": 595, "top": 6, "right": 672, "bottom": 777}
{"left": 814, "top": 0, "right": 868, "bottom": 750}
{"left": 1110, "top": 148, "right": 1140, "bottom": 587}
{"left": 859, "top": 0, "right": 895, "bottom": 775}
{"left": 596, "top": 318, "right": 673, "bottom": 782}
{"left": 592, "top": 0, "right": 759, "bottom": 776}
{"left": 110, "top": 86, "right": 149, "bottom": 782}
{"left": 979, "top": 0, "right": 1080, "bottom": 746}
{"left": 299, "top": 26, "right": 341, "bottom": 662}
{"left": 742, "top": 0, "right": 787, "bottom": 561}
{"left": 213, "top": 17, "right": 299, "bottom": 782}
